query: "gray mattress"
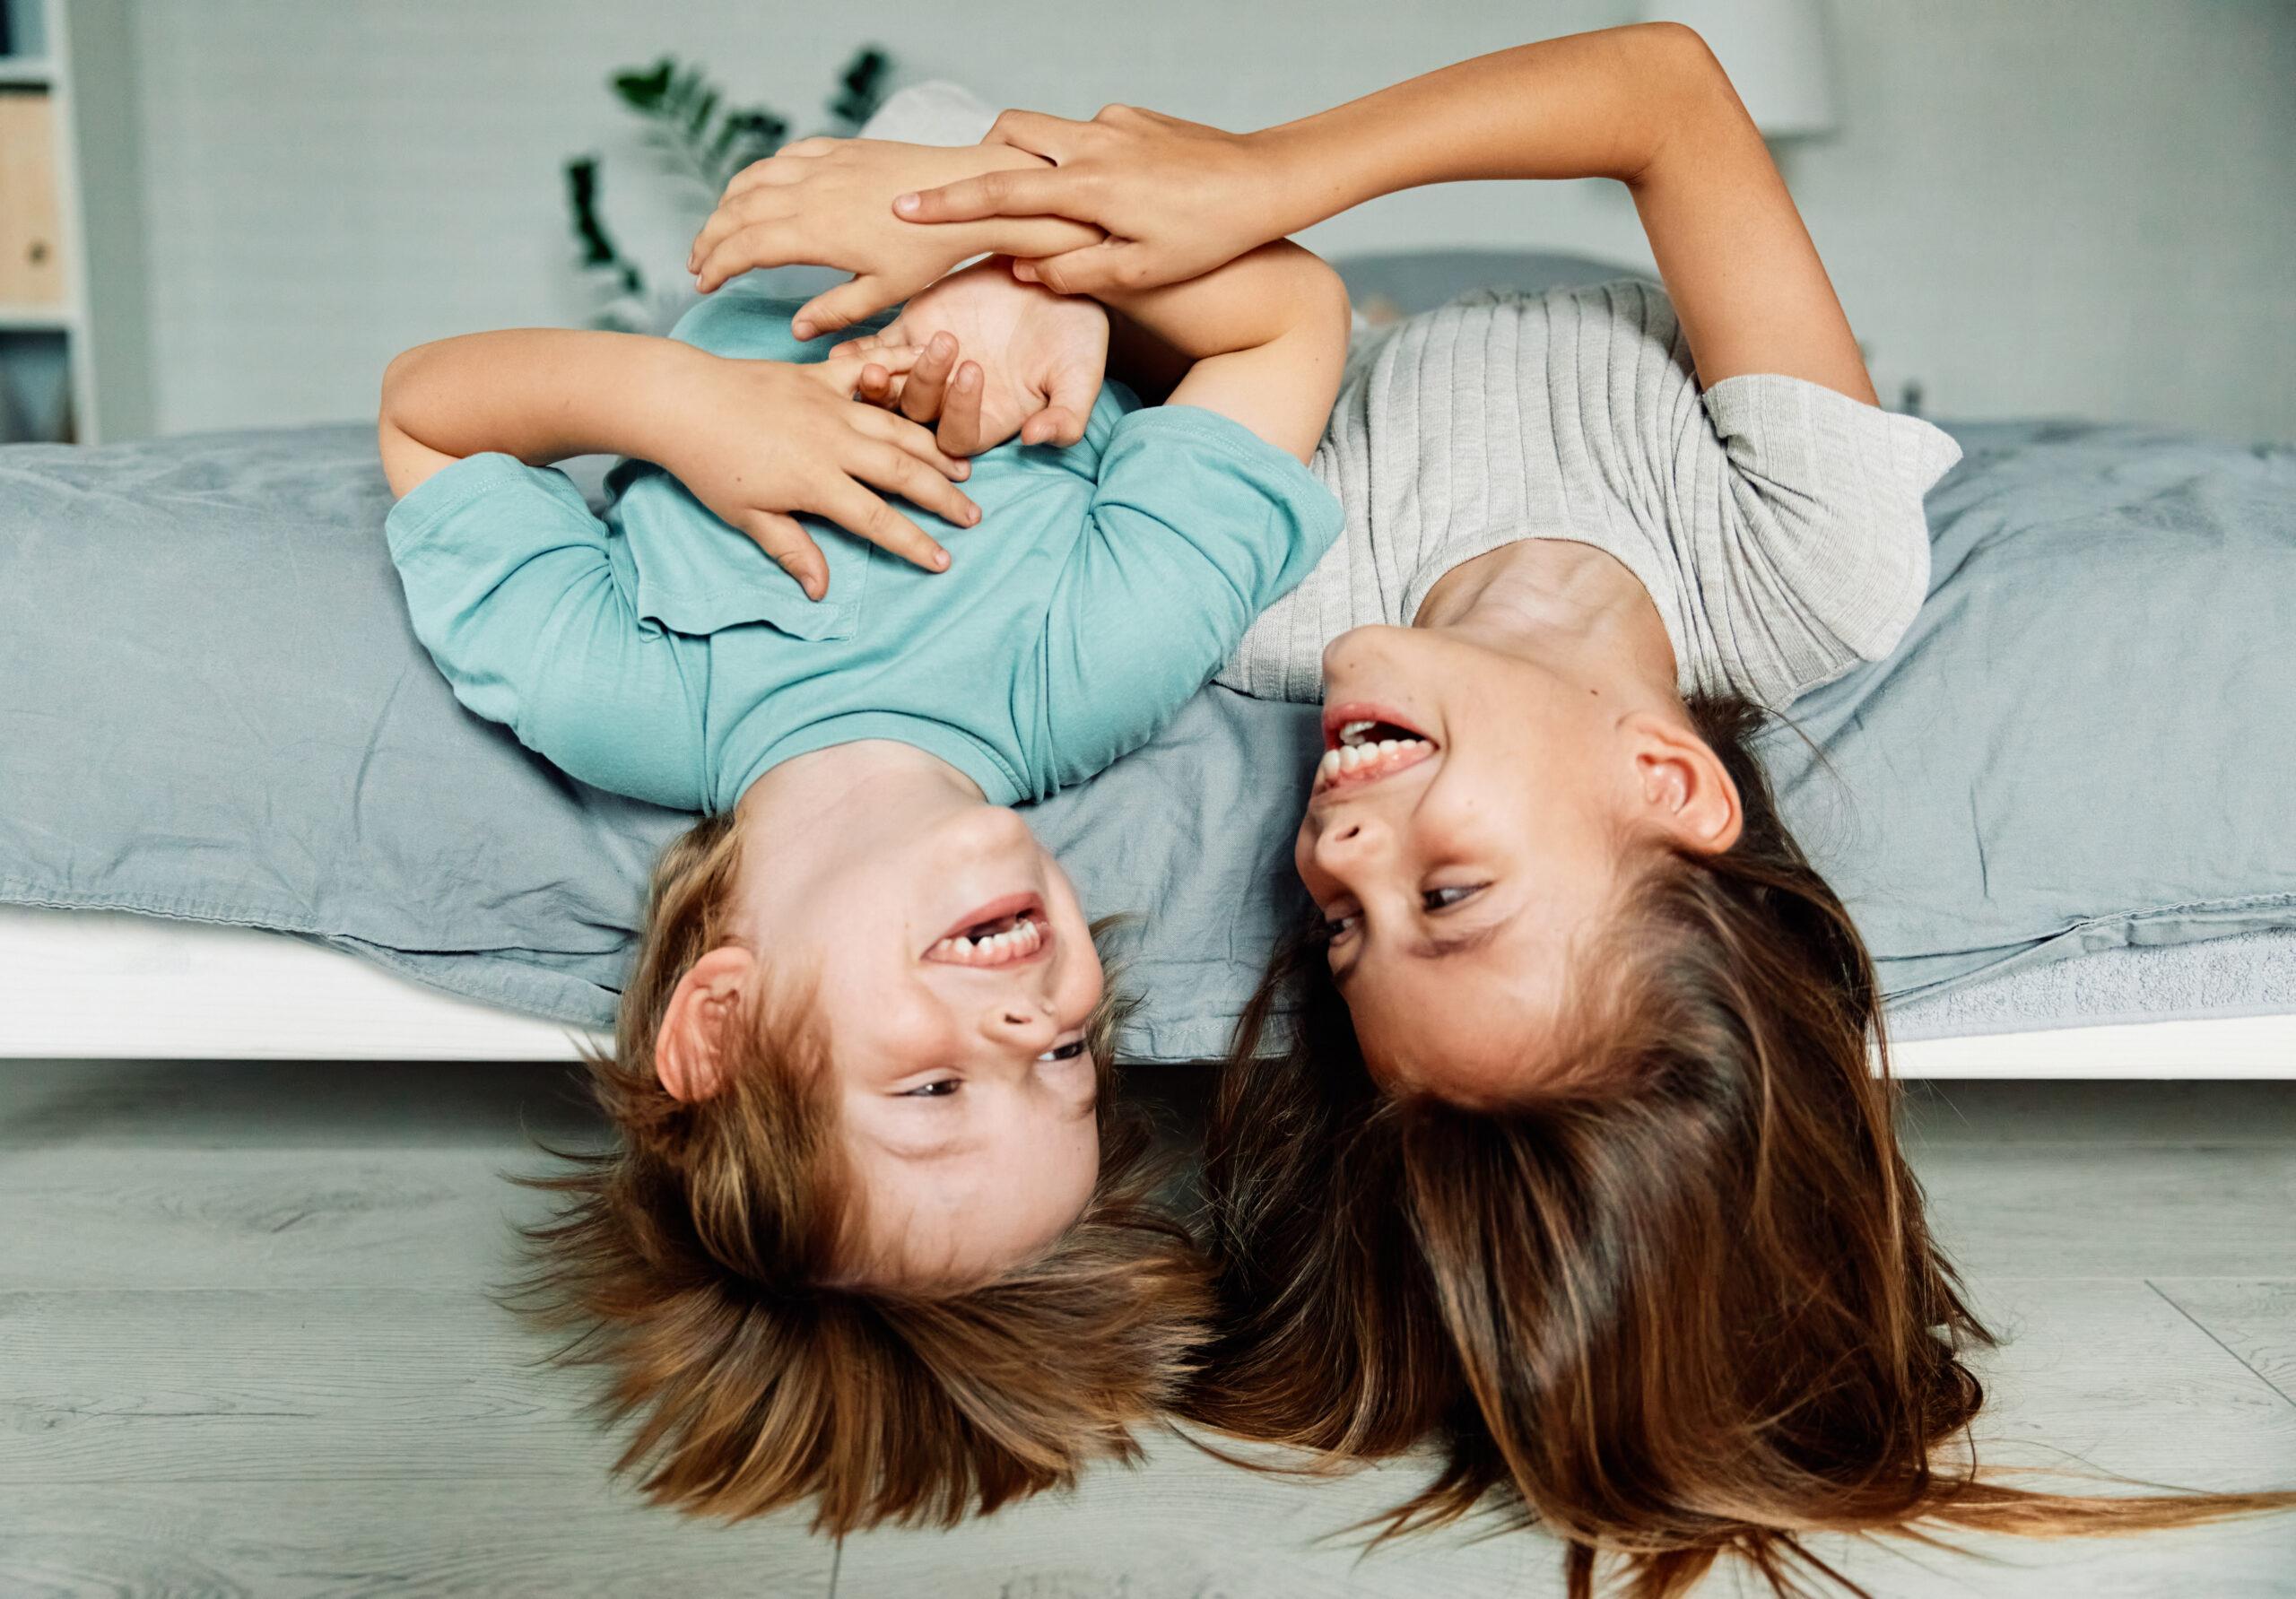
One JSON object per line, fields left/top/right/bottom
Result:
{"left": 1890, "top": 927, "right": 2296, "bottom": 1040}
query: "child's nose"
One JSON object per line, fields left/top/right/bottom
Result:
{"left": 981, "top": 997, "right": 1058, "bottom": 1056}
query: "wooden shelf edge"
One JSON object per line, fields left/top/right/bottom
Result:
{"left": 0, "top": 305, "right": 75, "bottom": 332}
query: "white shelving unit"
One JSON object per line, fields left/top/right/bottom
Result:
{"left": 0, "top": 0, "right": 150, "bottom": 443}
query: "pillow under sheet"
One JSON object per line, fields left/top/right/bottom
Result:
{"left": 1761, "top": 418, "right": 2296, "bottom": 999}
{"left": 2, "top": 415, "right": 2289, "bottom": 1060}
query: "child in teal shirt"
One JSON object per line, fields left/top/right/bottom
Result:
{"left": 378, "top": 143, "right": 1347, "bottom": 1537}
{"left": 387, "top": 285, "right": 1335, "bottom": 815}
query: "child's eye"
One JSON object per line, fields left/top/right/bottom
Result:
{"left": 1317, "top": 909, "right": 1361, "bottom": 943}
{"left": 1037, "top": 1038, "right": 1089, "bottom": 1064}
{"left": 1423, "top": 883, "right": 1488, "bottom": 913}
{"left": 901, "top": 1078, "right": 961, "bottom": 1098}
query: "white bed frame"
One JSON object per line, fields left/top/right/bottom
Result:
{"left": 5, "top": 907, "right": 2292, "bottom": 1077}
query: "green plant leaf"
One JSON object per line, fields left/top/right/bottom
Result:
{"left": 611, "top": 57, "right": 673, "bottom": 111}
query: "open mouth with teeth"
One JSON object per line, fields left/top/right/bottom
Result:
{"left": 925, "top": 892, "right": 1053, "bottom": 968}
{"left": 1314, "top": 704, "right": 1439, "bottom": 797}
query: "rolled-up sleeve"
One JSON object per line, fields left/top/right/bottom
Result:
{"left": 1688, "top": 374, "right": 1964, "bottom": 702}
{"left": 1046, "top": 406, "right": 1342, "bottom": 781}
{"left": 385, "top": 453, "right": 707, "bottom": 810}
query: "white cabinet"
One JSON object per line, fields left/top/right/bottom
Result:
{"left": 0, "top": 0, "right": 151, "bottom": 443}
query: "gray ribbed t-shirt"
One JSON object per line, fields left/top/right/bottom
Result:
{"left": 1220, "top": 281, "right": 1965, "bottom": 708}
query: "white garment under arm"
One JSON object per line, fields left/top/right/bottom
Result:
{"left": 1221, "top": 282, "right": 1963, "bottom": 709}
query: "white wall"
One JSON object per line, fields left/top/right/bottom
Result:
{"left": 126, "top": 0, "right": 2296, "bottom": 439}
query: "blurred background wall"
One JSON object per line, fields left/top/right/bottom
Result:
{"left": 109, "top": 0, "right": 2296, "bottom": 439}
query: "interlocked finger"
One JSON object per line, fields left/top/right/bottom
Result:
{"left": 688, "top": 187, "right": 792, "bottom": 275}
{"left": 935, "top": 361, "right": 987, "bottom": 458}
{"left": 897, "top": 334, "right": 961, "bottom": 425}
{"left": 846, "top": 437, "right": 979, "bottom": 529}
{"left": 694, "top": 218, "right": 813, "bottom": 293}
{"left": 984, "top": 109, "right": 1091, "bottom": 161}
{"left": 848, "top": 403, "right": 970, "bottom": 481}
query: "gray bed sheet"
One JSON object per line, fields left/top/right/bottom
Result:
{"left": 3, "top": 410, "right": 2290, "bottom": 1060}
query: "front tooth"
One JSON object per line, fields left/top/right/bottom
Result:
{"left": 1377, "top": 739, "right": 1398, "bottom": 758}
{"left": 1337, "top": 745, "right": 1359, "bottom": 772}
{"left": 1343, "top": 719, "right": 1375, "bottom": 744}
{"left": 1318, "top": 750, "right": 1342, "bottom": 780}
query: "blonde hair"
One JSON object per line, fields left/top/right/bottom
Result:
{"left": 510, "top": 812, "right": 1212, "bottom": 1530}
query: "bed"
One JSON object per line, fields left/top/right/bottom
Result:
{"left": 5, "top": 905, "right": 2291, "bottom": 1077}
{"left": 4, "top": 249, "right": 2292, "bottom": 1078}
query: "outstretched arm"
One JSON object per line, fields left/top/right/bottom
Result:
{"left": 379, "top": 331, "right": 979, "bottom": 598}
{"left": 902, "top": 25, "right": 1875, "bottom": 404}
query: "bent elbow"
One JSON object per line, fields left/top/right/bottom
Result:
{"left": 378, "top": 341, "right": 448, "bottom": 427}
{"left": 1629, "top": 20, "right": 1724, "bottom": 78}
{"left": 379, "top": 346, "right": 418, "bottom": 428}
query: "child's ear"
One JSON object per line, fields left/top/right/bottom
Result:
{"left": 1624, "top": 710, "right": 1744, "bottom": 856}
{"left": 656, "top": 946, "right": 757, "bottom": 1102}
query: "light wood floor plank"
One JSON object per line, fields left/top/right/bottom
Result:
{"left": 832, "top": 1430, "right": 1557, "bottom": 1599}
{"left": 2152, "top": 1280, "right": 2296, "bottom": 1407}
{"left": 0, "top": 1477, "right": 833, "bottom": 1598}
{"left": 6, "top": 1071, "right": 2294, "bottom": 1596}
{"left": 1790, "top": 1516, "right": 2296, "bottom": 1599}
{"left": 0, "top": 1145, "right": 561, "bottom": 1290}
{"left": 0, "top": 1288, "right": 604, "bottom": 1483}
{"left": 1952, "top": 1278, "right": 2296, "bottom": 1482}
{"left": 1909, "top": 1143, "right": 2296, "bottom": 1277}
{"left": 832, "top": 1277, "right": 2296, "bottom": 1598}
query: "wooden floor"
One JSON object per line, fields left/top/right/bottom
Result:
{"left": 2, "top": 1062, "right": 2292, "bottom": 1598}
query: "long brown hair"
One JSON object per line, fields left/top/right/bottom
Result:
{"left": 510, "top": 812, "right": 1212, "bottom": 1533}
{"left": 1192, "top": 694, "right": 2292, "bottom": 1597}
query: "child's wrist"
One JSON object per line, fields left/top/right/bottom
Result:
{"left": 626, "top": 340, "right": 716, "bottom": 465}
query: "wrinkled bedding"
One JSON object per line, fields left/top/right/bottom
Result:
{"left": 2, "top": 416, "right": 2290, "bottom": 1061}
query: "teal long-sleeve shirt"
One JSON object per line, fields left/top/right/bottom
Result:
{"left": 383, "top": 293, "right": 1341, "bottom": 813}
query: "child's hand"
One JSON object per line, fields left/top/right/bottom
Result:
{"left": 685, "top": 138, "right": 1102, "bottom": 339}
{"left": 667, "top": 346, "right": 982, "bottom": 600}
{"left": 832, "top": 258, "right": 1109, "bottom": 454}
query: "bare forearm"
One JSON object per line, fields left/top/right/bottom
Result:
{"left": 378, "top": 330, "right": 698, "bottom": 496}
{"left": 1259, "top": 24, "right": 1726, "bottom": 222}
{"left": 1261, "top": 24, "right": 1874, "bottom": 400}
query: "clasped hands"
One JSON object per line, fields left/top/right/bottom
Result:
{"left": 681, "top": 112, "right": 1290, "bottom": 595}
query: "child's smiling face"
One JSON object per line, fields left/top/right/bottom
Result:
{"left": 810, "top": 801, "right": 1107, "bottom": 1287}
{"left": 659, "top": 746, "right": 1109, "bottom": 1290}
